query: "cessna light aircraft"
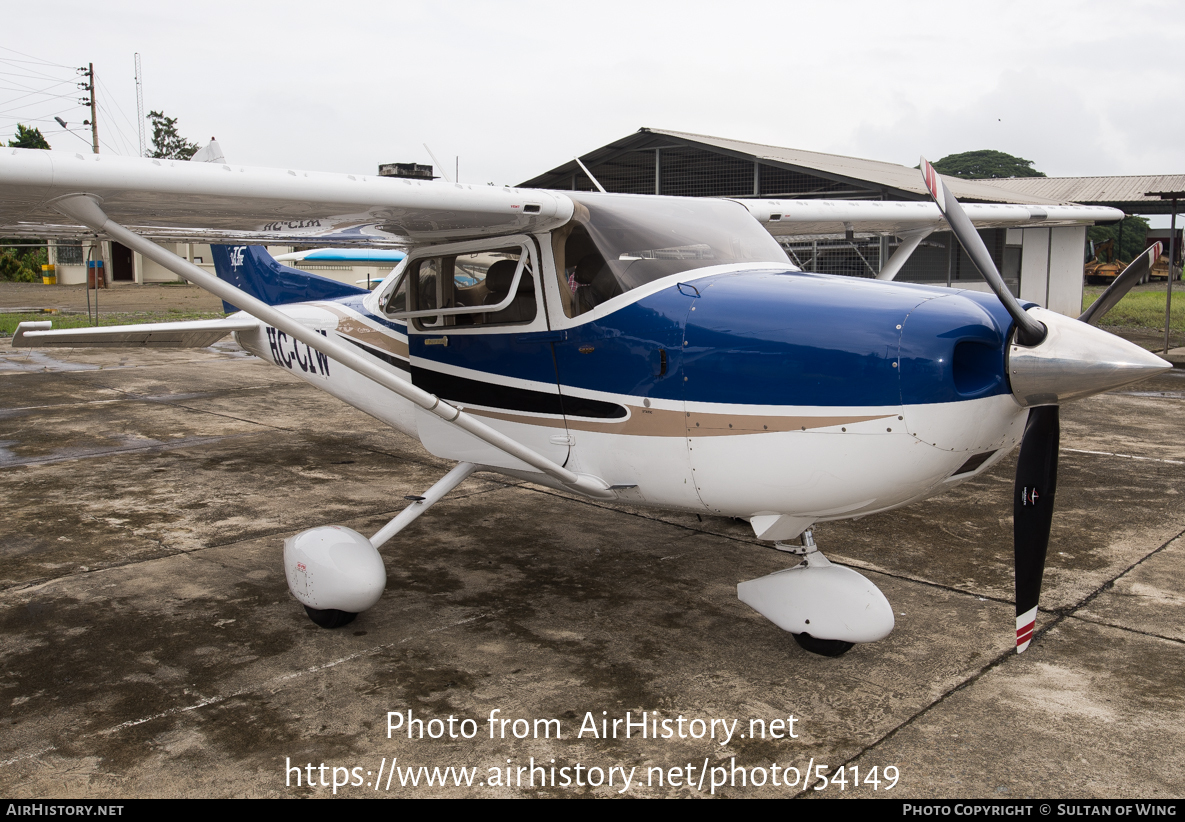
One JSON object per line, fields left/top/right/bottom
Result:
{"left": 0, "top": 146, "right": 1169, "bottom": 657}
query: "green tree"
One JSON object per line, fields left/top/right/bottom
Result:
{"left": 931, "top": 150, "right": 1046, "bottom": 179}
{"left": 148, "top": 110, "right": 199, "bottom": 160}
{"left": 0, "top": 250, "right": 39, "bottom": 282}
{"left": 7, "top": 123, "right": 50, "bottom": 150}
{"left": 1088, "top": 215, "right": 1150, "bottom": 264}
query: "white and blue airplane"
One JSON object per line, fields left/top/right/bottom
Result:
{"left": 0, "top": 147, "right": 1168, "bottom": 657}
{"left": 270, "top": 247, "right": 406, "bottom": 290}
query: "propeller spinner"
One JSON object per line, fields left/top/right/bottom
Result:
{"left": 919, "top": 158, "right": 1170, "bottom": 653}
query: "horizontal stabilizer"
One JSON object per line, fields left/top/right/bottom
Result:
{"left": 12, "top": 316, "right": 260, "bottom": 348}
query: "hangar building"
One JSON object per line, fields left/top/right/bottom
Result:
{"left": 521, "top": 129, "right": 1120, "bottom": 317}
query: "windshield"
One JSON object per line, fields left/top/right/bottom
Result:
{"left": 568, "top": 192, "right": 788, "bottom": 292}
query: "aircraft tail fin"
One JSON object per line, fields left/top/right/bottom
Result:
{"left": 210, "top": 245, "right": 368, "bottom": 314}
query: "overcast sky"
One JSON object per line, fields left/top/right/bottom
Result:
{"left": 4, "top": 1, "right": 1183, "bottom": 199}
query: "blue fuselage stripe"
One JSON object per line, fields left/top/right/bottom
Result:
{"left": 324, "top": 269, "right": 1014, "bottom": 409}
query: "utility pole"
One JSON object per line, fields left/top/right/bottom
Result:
{"left": 1148, "top": 189, "right": 1185, "bottom": 354}
{"left": 80, "top": 63, "right": 104, "bottom": 297}
{"left": 79, "top": 63, "right": 99, "bottom": 154}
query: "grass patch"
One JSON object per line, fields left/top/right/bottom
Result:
{"left": 0, "top": 310, "right": 225, "bottom": 337}
{"left": 1081, "top": 286, "right": 1185, "bottom": 333}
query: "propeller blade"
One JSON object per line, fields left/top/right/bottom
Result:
{"left": 1079, "top": 242, "right": 1163, "bottom": 326}
{"left": 918, "top": 157, "right": 1046, "bottom": 346}
{"left": 1014, "top": 405, "right": 1059, "bottom": 653}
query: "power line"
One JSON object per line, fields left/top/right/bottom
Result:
{"left": 0, "top": 50, "right": 89, "bottom": 147}
{"left": 0, "top": 96, "right": 85, "bottom": 117}
{"left": 0, "top": 74, "right": 80, "bottom": 104}
{"left": 0, "top": 45, "right": 74, "bottom": 69}
{"left": 0, "top": 86, "right": 79, "bottom": 99}
{"left": 0, "top": 107, "right": 83, "bottom": 124}
{"left": 96, "top": 76, "right": 138, "bottom": 154}
{"left": 97, "top": 103, "right": 133, "bottom": 155}
{"left": 134, "top": 54, "right": 145, "bottom": 157}
{"left": 0, "top": 71, "right": 77, "bottom": 86}
{"left": 0, "top": 60, "right": 75, "bottom": 85}
{"left": 0, "top": 53, "right": 135, "bottom": 157}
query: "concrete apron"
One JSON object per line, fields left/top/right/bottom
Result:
{"left": 0, "top": 339, "right": 1183, "bottom": 799}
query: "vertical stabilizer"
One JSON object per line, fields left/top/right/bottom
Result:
{"left": 210, "top": 245, "right": 368, "bottom": 314}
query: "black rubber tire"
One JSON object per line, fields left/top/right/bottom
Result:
{"left": 793, "top": 632, "right": 855, "bottom": 657}
{"left": 304, "top": 605, "right": 357, "bottom": 629}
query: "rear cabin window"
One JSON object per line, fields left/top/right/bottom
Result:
{"left": 384, "top": 247, "right": 537, "bottom": 330}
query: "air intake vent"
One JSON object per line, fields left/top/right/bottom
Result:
{"left": 952, "top": 450, "right": 996, "bottom": 476}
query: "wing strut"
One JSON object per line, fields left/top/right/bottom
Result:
{"left": 52, "top": 194, "right": 615, "bottom": 500}
{"left": 876, "top": 229, "right": 933, "bottom": 281}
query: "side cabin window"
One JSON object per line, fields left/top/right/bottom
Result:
{"left": 552, "top": 222, "right": 622, "bottom": 319}
{"left": 382, "top": 245, "right": 537, "bottom": 331}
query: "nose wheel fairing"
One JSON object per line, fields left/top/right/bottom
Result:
{"left": 738, "top": 536, "right": 894, "bottom": 651}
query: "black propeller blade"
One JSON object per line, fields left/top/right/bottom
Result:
{"left": 1079, "top": 241, "right": 1163, "bottom": 326}
{"left": 1014, "top": 405, "right": 1059, "bottom": 653}
{"left": 918, "top": 158, "right": 1062, "bottom": 653}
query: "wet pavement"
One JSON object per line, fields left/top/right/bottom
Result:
{"left": 0, "top": 337, "right": 1182, "bottom": 799}
{"left": 0, "top": 281, "right": 224, "bottom": 314}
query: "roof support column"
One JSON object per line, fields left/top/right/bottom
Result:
{"left": 1166, "top": 197, "right": 1177, "bottom": 354}
{"left": 753, "top": 161, "right": 759, "bottom": 196}
{"left": 946, "top": 233, "right": 954, "bottom": 288}
{"left": 655, "top": 148, "right": 661, "bottom": 196}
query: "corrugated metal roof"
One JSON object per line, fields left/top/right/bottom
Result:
{"left": 980, "top": 175, "right": 1185, "bottom": 213}
{"left": 521, "top": 128, "right": 1177, "bottom": 212}
{"left": 634, "top": 129, "right": 1065, "bottom": 205}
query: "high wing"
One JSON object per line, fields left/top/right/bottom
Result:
{"left": 0, "top": 149, "right": 1120, "bottom": 248}
{"left": 740, "top": 198, "right": 1122, "bottom": 236}
{"left": 0, "top": 149, "right": 574, "bottom": 247}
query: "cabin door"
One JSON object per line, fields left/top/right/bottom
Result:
{"left": 403, "top": 237, "right": 571, "bottom": 471}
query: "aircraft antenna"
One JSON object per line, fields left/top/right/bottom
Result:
{"left": 574, "top": 156, "right": 606, "bottom": 193}
{"left": 134, "top": 54, "right": 145, "bottom": 157}
{"left": 423, "top": 143, "right": 451, "bottom": 182}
